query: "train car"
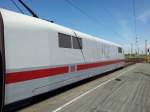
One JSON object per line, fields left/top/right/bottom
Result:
{"left": 0, "top": 8, "right": 124, "bottom": 111}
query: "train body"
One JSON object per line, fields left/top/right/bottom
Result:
{"left": 0, "top": 9, "right": 124, "bottom": 111}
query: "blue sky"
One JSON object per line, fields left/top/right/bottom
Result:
{"left": 0, "top": 0, "right": 150, "bottom": 53}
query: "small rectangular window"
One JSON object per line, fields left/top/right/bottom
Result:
{"left": 72, "top": 36, "right": 82, "bottom": 49}
{"left": 118, "top": 47, "right": 122, "bottom": 53}
{"left": 58, "top": 33, "right": 71, "bottom": 48}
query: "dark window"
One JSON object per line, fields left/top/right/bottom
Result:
{"left": 72, "top": 36, "right": 82, "bottom": 49}
{"left": 118, "top": 47, "right": 122, "bottom": 53}
{"left": 58, "top": 33, "right": 71, "bottom": 48}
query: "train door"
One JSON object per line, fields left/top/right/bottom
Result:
{"left": 0, "top": 12, "right": 5, "bottom": 112}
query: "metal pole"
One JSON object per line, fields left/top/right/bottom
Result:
{"left": 145, "top": 40, "right": 147, "bottom": 55}
{"left": 131, "top": 43, "right": 133, "bottom": 55}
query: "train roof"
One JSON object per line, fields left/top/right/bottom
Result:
{"left": 0, "top": 8, "right": 122, "bottom": 47}
{"left": 73, "top": 30, "right": 122, "bottom": 47}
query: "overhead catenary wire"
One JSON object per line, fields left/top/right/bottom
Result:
{"left": 10, "top": 0, "right": 38, "bottom": 18}
{"left": 10, "top": 0, "right": 55, "bottom": 23}
{"left": 99, "top": 1, "right": 135, "bottom": 52}
{"left": 11, "top": 0, "right": 131, "bottom": 45}
{"left": 132, "top": 0, "right": 139, "bottom": 54}
{"left": 18, "top": 0, "right": 39, "bottom": 18}
{"left": 64, "top": 0, "right": 109, "bottom": 32}
{"left": 100, "top": 5, "right": 122, "bottom": 30}
{"left": 11, "top": 0, "right": 131, "bottom": 46}
{"left": 100, "top": 6, "right": 134, "bottom": 43}
{"left": 65, "top": 0, "right": 131, "bottom": 44}
{"left": 10, "top": 0, "right": 24, "bottom": 14}
{"left": 132, "top": 0, "right": 137, "bottom": 39}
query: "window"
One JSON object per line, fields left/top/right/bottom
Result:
{"left": 72, "top": 36, "right": 82, "bottom": 49}
{"left": 118, "top": 47, "right": 122, "bottom": 53}
{"left": 58, "top": 33, "right": 83, "bottom": 49}
{"left": 58, "top": 33, "right": 71, "bottom": 48}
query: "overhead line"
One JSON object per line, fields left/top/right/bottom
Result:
{"left": 65, "top": 0, "right": 131, "bottom": 44}
{"left": 10, "top": 0, "right": 24, "bottom": 14}
{"left": 132, "top": 0, "right": 137, "bottom": 38}
{"left": 101, "top": 6, "right": 133, "bottom": 42}
{"left": 65, "top": 0, "right": 106, "bottom": 27}
{"left": 18, "top": 0, "right": 39, "bottom": 18}
{"left": 132, "top": 0, "right": 140, "bottom": 54}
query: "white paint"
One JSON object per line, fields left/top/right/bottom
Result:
{"left": 52, "top": 65, "right": 137, "bottom": 112}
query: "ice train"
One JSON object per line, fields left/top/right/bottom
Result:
{"left": 0, "top": 9, "right": 124, "bottom": 111}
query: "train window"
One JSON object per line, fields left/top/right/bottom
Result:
{"left": 118, "top": 47, "right": 122, "bottom": 53}
{"left": 58, "top": 33, "right": 72, "bottom": 48}
{"left": 72, "top": 36, "right": 82, "bottom": 49}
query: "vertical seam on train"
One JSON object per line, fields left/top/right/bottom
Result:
{"left": 0, "top": 11, "right": 6, "bottom": 112}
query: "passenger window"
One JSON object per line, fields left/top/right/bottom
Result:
{"left": 72, "top": 36, "right": 82, "bottom": 49}
{"left": 58, "top": 33, "right": 72, "bottom": 48}
{"left": 118, "top": 47, "right": 122, "bottom": 53}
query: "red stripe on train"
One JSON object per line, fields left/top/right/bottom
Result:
{"left": 6, "top": 66, "right": 69, "bottom": 84}
{"left": 77, "top": 60, "right": 124, "bottom": 71}
{"left": 5, "top": 59, "right": 124, "bottom": 84}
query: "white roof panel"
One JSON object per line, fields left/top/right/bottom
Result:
{"left": 0, "top": 8, "right": 122, "bottom": 47}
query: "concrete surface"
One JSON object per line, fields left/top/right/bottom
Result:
{"left": 19, "top": 63, "right": 150, "bottom": 112}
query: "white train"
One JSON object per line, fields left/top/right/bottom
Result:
{"left": 0, "top": 8, "right": 124, "bottom": 111}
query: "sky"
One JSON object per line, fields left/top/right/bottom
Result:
{"left": 0, "top": 0, "right": 150, "bottom": 53}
